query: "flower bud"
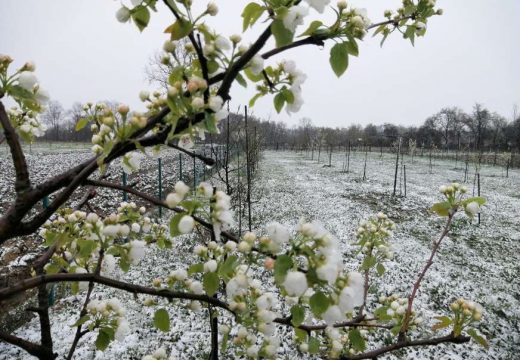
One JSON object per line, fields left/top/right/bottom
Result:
{"left": 117, "top": 104, "right": 129, "bottom": 115}
{"left": 163, "top": 40, "right": 176, "bottom": 53}
{"left": 116, "top": 7, "right": 131, "bottom": 23}
{"left": 207, "top": 2, "right": 218, "bottom": 16}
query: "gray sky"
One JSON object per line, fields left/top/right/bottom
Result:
{"left": 1, "top": 0, "right": 519, "bottom": 128}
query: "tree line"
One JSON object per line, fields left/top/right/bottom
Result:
{"left": 37, "top": 101, "right": 519, "bottom": 156}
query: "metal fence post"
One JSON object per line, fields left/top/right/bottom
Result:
{"left": 122, "top": 172, "right": 128, "bottom": 202}
{"left": 179, "top": 153, "right": 183, "bottom": 182}
{"left": 158, "top": 158, "right": 163, "bottom": 218}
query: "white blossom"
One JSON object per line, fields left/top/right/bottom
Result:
{"left": 128, "top": 240, "right": 146, "bottom": 265}
{"left": 466, "top": 201, "right": 480, "bottom": 216}
{"left": 283, "top": 5, "right": 308, "bottom": 33}
{"left": 203, "top": 260, "right": 218, "bottom": 273}
{"left": 178, "top": 215, "right": 195, "bottom": 234}
{"left": 322, "top": 305, "right": 345, "bottom": 325}
{"left": 102, "top": 224, "right": 120, "bottom": 237}
{"left": 165, "top": 192, "right": 183, "bottom": 208}
{"left": 316, "top": 262, "right": 339, "bottom": 285}
{"left": 122, "top": 152, "right": 142, "bottom": 174}
{"left": 131, "top": 223, "right": 141, "bottom": 233}
{"left": 283, "top": 271, "right": 308, "bottom": 297}
{"left": 189, "top": 280, "right": 204, "bottom": 294}
{"left": 304, "top": 0, "right": 331, "bottom": 13}
{"left": 17, "top": 71, "right": 38, "bottom": 90}
{"left": 191, "top": 96, "right": 205, "bottom": 110}
{"left": 266, "top": 222, "right": 290, "bottom": 252}
{"left": 174, "top": 181, "right": 190, "bottom": 197}
{"left": 215, "top": 35, "right": 231, "bottom": 51}
{"left": 249, "top": 55, "right": 264, "bottom": 75}
{"left": 208, "top": 95, "right": 224, "bottom": 112}
{"left": 170, "top": 269, "right": 188, "bottom": 281}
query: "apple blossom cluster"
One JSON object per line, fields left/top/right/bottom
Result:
{"left": 356, "top": 212, "right": 395, "bottom": 275}
{"left": 82, "top": 298, "right": 130, "bottom": 349}
{"left": 450, "top": 298, "right": 483, "bottom": 333}
{"left": 0, "top": 56, "right": 49, "bottom": 141}
{"left": 432, "top": 182, "right": 485, "bottom": 219}
{"left": 6, "top": 106, "right": 47, "bottom": 141}
{"left": 264, "top": 221, "right": 367, "bottom": 329}
{"left": 249, "top": 59, "right": 307, "bottom": 115}
{"left": 39, "top": 202, "right": 166, "bottom": 280}
{"left": 432, "top": 298, "right": 487, "bottom": 347}
{"left": 375, "top": 0, "right": 443, "bottom": 45}
{"left": 375, "top": 294, "right": 422, "bottom": 335}
{"left": 81, "top": 102, "right": 144, "bottom": 159}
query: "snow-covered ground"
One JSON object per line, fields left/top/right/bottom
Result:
{"left": 1, "top": 150, "right": 519, "bottom": 359}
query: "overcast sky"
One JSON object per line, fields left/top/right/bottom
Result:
{"left": 1, "top": 0, "right": 519, "bottom": 128}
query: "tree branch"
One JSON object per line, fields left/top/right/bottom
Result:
{"left": 400, "top": 213, "right": 454, "bottom": 337}
{"left": 0, "top": 273, "right": 232, "bottom": 312}
{"left": 339, "top": 333, "right": 469, "bottom": 360}
{"left": 0, "top": 100, "right": 31, "bottom": 194}
{"left": 0, "top": 330, "right": 53, "bottom": 359}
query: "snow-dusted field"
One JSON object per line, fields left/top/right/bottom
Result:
{"left": 1, "top": 149, "right": 519, "bottom": 359}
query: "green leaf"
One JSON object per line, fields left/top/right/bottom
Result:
{"left": 77, "top": 239, "right": 98, "bottom": 258}
{"left": 242, "top": 2, "right": 265, "bottom": 31}
{"left": 294, "top": 328, "right": 308, "bottom": 341}
{"left": 291, "top": 305, "right": 305, "bottom": 327}
{"left": 431, "top": 201, "right": 451, "bottom": 217}
{"left": 274, "top": 254, "right": 293, "bottom": 285}
{"left": 467, "top": 328, "right": 489, "bottom": 349}
{"left": 376, "top": 263, "right": 386, "bottom": 276}
{"left": 75, "top": 118, "right": 89, "bottom": 131}
{"left": 169, "top": 213, "right": 184, "bottom": 237}
{"left": 244, "top": 68, "right": 264, "bottom": 82}
{"left": 271, "top": 19, "right": 294, "bottom": 47}
{"left": 188, "top": 263, "right": 204, "bottom": 275}
{"left": 299, "top": 20, "right": 322, "bottom": 37}
{"left": 309, "top": 291, "right": 330, "bottom": 316}
{"left": 95, "top": 329, "right": 111, "bottom": 351}
{"left": 119, "top": 257, "right": 130, "bottom": 272}
{"left": 308, "top": 337, "right": 320, "bottom": 354}
{"left": 329, "top": 43, "right": 349, "bottom": 77}
{"left": 361, "top": 255, "right": 377, "bottom": 270}
{"left": 282, "top": 88, "right": 294, "bottom": 104}
{"left": 153, "top": 308, "right": 170, "bottom": 332}
{"left": 221, "top": 332, "right": 229, "bottom": 352}
{"left": 248, "top": 93, "right": 264, "bottom": 107}
{"left": 404, "top": 26, "right": 416, "bottom": 46}
{"left": 166, "top": 19, "right": 193, "bottom": 40}
{"left": 432, "top": 315, "right": 452, "bottom": 331}
{"left": 236, "top": 73, "right": 247, "bottom": 88}
{"left": 345, "top": 41, "right": 359, "bottom": 57}
{"left": 349, "top": 328, "right": 366, "bottom": 352}
{"left": 218, "top": 255, "right": 238, "bottom": 281}
{"left": 273, "top": 92, "right": 285, "bottom": 113}
{"left": 71, "top": 315, "right": 90, "bottom": 327}
{"left": 203, "top": 272, "right": 220, "bottom": 296}
{"left": 132, "top": 6, "right": 150, "bottom": 32}
{"left": 462, "top": 197, "right": 486, "bottom": 206}
{"left": 374, "top": 305, "right": 392, "bottom": 321}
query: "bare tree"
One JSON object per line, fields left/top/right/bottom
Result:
{"left": 41, "top": 101, "right": 65, "bottom": 141}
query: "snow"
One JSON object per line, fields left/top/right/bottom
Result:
{"left": 1, "top": 149, "right": 519, "bottom": 359}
